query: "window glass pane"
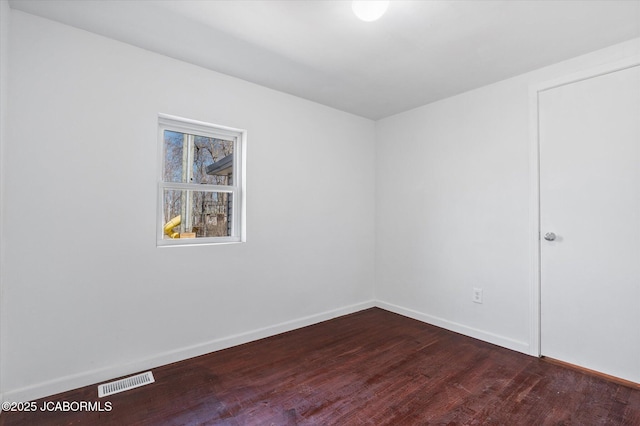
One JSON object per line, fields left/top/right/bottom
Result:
{"left": 162, "top": 189, "right": 232, "bottom": 239}
{"left": 163, "top": 130, "right": 185, "bottom": 183}
{"left": 163, "top": 130, "right": 234, "bottom": 185}
{"left": 194, "top": 135, "right": 234, "bottom": 185}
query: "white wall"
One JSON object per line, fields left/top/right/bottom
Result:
{"left": 1, "top": 11, "right": 375, "bottom": 401}
{"left": 375, "top": 38, "right": 640, "bottom": 354}
{"left": 0, "top": 0, "right": 11, "bottom": 402}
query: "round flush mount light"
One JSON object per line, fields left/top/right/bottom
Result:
{"left": 352, "top": 0, "right": 389, "bottom": 22}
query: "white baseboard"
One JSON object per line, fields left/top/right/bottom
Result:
{"left": 3, "top": 299, "right": 531, "bottom": 403}
{"left": 2, "top": 300, "right": 376, "bottom": 404}
{"left": 375, "top": 300, "right": 530, "bottom": 355}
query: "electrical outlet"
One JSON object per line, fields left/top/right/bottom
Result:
{"left": 473, "top": 287, "right": 483, "bottom": 304}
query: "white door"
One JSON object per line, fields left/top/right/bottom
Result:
{"left": 539, "top": 64, "right": 640, "bottom": 383}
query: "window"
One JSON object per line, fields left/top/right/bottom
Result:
{"left": 158, "top": 114, "right": 245, "bottom": 246}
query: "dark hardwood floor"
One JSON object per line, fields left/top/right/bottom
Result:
{"left": 1, "top": 308, "right": 638, "bottom": 425}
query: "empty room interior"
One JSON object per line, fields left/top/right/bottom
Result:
{"left": 0, "top": 0, "right": 639, "bottom": 424}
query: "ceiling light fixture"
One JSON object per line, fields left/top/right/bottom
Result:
{"left": 352, "top": 1, "right": 389, "bottom": 22}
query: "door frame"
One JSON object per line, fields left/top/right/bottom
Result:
{"left": 528, "top": 55, "right": 640, "bottom": 357}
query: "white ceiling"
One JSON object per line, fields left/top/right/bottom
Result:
{"left": 9, "top": 0, "right": 640, "bottom": 120}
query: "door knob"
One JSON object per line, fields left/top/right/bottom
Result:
{"left": 544, "top": 232, "right": 556, "bottom": 241}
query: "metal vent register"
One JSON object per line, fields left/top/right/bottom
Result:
{"left": 98, "top": 371, "right": 155, "bottom": 397}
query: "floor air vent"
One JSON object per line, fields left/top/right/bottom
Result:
{"left": 98, "top": 371, "right": 155, "bottom": 397}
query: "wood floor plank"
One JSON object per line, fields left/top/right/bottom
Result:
{"left": 1, "top": 308, "right": 638, "bottom": 425}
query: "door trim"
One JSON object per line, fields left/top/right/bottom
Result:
{"left": 528, "top": 56, "right": 640, "bottom": 357}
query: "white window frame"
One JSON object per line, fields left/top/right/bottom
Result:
{"left": 157, "top": 113, "right": 246, "bottom": 247}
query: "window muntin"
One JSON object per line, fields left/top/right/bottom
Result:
{"left": 158, "top": 115, "right": 244, "bottom": 246}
